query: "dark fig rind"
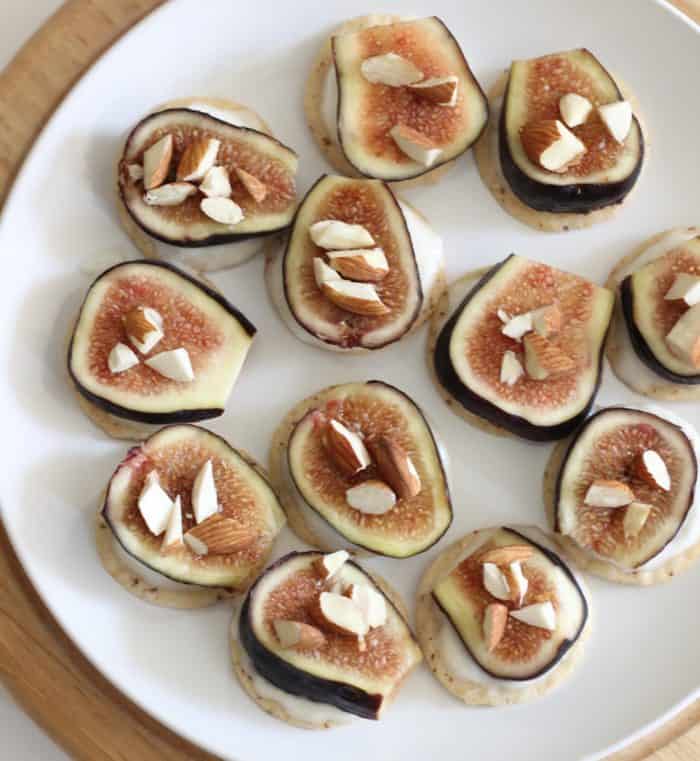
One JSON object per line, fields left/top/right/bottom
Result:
{"left": 432, "top": 257, "right": 610, "bottom": 441}
{"left": 239, "top": 551, "right": 415, "bottom": 719}
{"left": 68, "top": 259, "right": 256, "bottom": 424}
{"left": 552, "top": 407, "right": 697, "bottom": 567}
{"left": 119, "top": 108, "right": 298, "bottom": 247}
{"left": 499, "top": 51, "right": 644, "bottom": 214}
{"left": 432, "top": 528, "right": 588, "bottom": 681}
{"left": 333, "top": 17, "right": 489, "bottom": 182}
{"left": 620, "top": 277, "right": 700, "bottom": 385}
{"left": 287, "top": 380, "right": 452, "bottom": 557}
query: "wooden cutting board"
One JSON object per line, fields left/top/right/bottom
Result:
{"left": 0, "top": 2, "right": 698, "bottom": 759}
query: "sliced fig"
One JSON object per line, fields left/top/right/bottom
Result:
{"left": 433, "top": 255, "right": 613, "bottom": 440}
{"left": 554, "top": 407, "right": 697, "bottom": 569}
{"left": 286, "top": 381, "right": 451, "bottom": 557}
{"left": 500, "top": 49, "right": 644, "bottom": 213}
{"left": 239, "top": 550, "right": 422, "bottom": 719}
{"left": 621, "top": 236, "right": 700, "bottom": 383}
{"left": 432, "top": 527, "right": 588, "bottom": 680}
{"left": 118, "top": 108, "right": 298, "bottom": 246}
{"left": 68, "top": 260, "right": 255, "bottom": 426}
{"left": 103, "top": 425, "right": 285, "bottom": 588}
{"left": 274, "top": 175, "right": 425, "bottom": 350}
{"left": 333, "top": 17, "right": 488, "bottom": 182}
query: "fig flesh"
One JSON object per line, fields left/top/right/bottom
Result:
{"left": 102, "top": 425, "right": 285, "bottom": 588}
{"left": 239, "top": 551, "right": 422, "bottom": 719}
{"left": 500, "top": 49, "right": 644, "bottom": 213}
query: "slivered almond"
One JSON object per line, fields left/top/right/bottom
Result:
{"left": 483, "top": 603, "right": 508, "bottom": 652}
{"left": 323, "top": 418, "right": 370, "bottom": 475}
{"left": 312, "top": 550, "right": 349, "bottom": 581}
{"left": 523, "top": 333, "right": 575, "bottom": 380}
{"left": 273, "top": 620, "right": 326, "bottom": 650}
{"left": 665, "top": 304, "right": 700, "bottom": 368}
{"left": 235, "top": 167, "right": 268, "bottom": 203}
{"left": 389, "top": 123, "right": 442, "bottom": 167}
{"left": 123, "top": 306, "right": 162, "bottom": 349}
{"left": 183, "top": 514, "right": 256, "bottom": 556}
{"left": 520, "top": 119, "right": 586, "bottom": 173}
{"left": 176, "top": 137, "right": 220, "bottom": 181}
{"left": 144, "top": 182, "right": 197, "bottom": 206}
{"left": 143, "top": 134, "right": 173, "bottom": 190}
{"left": 632, "top": 450, "right": 671, "bottom": 491}
{"left": 346, "top": 480, "right": 396, "bottom": 515}
{"left": 408, "top": 75, "right": 459, "bottom": 107}
{"left": 321, "top": 279, "right": 390, "bottom": 316}
{"left": 584, "top": 479, "right": 635, "bottom": 508}
{"left": 530, "top": 304, "right": 562, "bottom": 338}
{"left": 327, "top": 248, "right": 389, "bottom": 282}
{"left": 360, "top": 53, "right": 423, "bottom": 87}
{"left": 366, "top": 436, "right": 421, "bottom": 499}
{"left": 623, "top": 501, "right": 652, "bottom": 538}
{"left": 478, "top": 544, "right": 534, "bottom": 565}
{"left": 309, "top": 591, "right": 369, "bottom": 645}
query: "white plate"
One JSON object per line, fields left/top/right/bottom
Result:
{"left": 0, "top": 1, "right": 698, "bottom": 759}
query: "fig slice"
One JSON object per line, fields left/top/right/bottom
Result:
{"left": 433, "top": 255, "right": 613, "bottom": 441}
{"left": 332, "top": 17, "right": 488, "bottom": 181}
{"left": 102, "top": 425, "right": 285, "bottom": 589}
{"left": 554, "top": 407, "right": 697, "bottom": 569}
{"left": 277, "top": 175, "right": 423, "bottom": 350}
{"left": 238, "top": 550, "right": 422, "bottom": 720}
{"left": 68, "top": 260, "right": 255, "bottom": 427}
{"left": 621, "top": 235, "right": 700, "bottom": 383}
{"left": 286, "top": 381, "right": 451, "bottom": 557}
{"left": 432, "top": 527, "right": 588, "bottom": 681}
{"left": 118, "top": 108, "right": 297, "bottom": 246}
{"left": 500, "top": 49, "right": 644, "bottom": 213}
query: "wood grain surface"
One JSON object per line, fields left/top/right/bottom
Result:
{"left": 0, "top": 1, "right": 698, "bottom": 760}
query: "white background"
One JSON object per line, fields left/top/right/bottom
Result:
{"left": 2, "top": 5, "right": 73, "bottom": 760}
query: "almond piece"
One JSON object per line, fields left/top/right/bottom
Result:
{"left": 108, "top": 342, "right": 139, "bottom": 374}
{"left": 144, "top": 182, "right": 197, "bottom": 206}
{"left": 235, "top": 167, "right": 268, "bottom": 203}
{"left": 142, "top": 134, "right": 173, "bottom": 190}
{"left": 345, "top": 584, "right": 387, "bottom": 628}
{"left": 665, "top": 273, "right": 700, "bottom": 306}
{"left": 505, "top": 561, "right": 528, "bottom": 606}
{"left": 366, "top": 436, "right": 421, "bottom": 499}
{"left": 598, "top": 101, "right": 632, "bottom": 143}
{"left": 389, "top": 123, "right": 442, "bottom": 167}
{"left": 321, "top": 279, "right": 390, "bottom": 316}
{"left": 200, "top": 197, "right": 244, "bottom": 226}
{"left": 408, "top": 75, "right": 459, "bottom": 107}
{"left": 558, "top": 93, "right": 593, "bottom": 128}
{"left": 478, "top": 544, "right": 534, "bottom": 566}
{"left": 273, "top": 620, "right": 327, "bottom": 650}
{"left": 632, "top": 450, "right": 671, "bottom": 491}
{"left": 666, "top": 304, "right": 700, "bottom": 368}
{"left": 145, "top": 347, "right": 194, "bottom": 382}
{"left": 346, "top": 480, "right": 397, "bottom": 515}
{"left": 584, "top": 479, "right": 635, "bottom": 508}
{"left": 309, "top": 220, "right": 374, "bottom": 250}
{"left": 199, "top": 166, "right": 232, "bottom": 198}
{"left": 312, "top": 550, "right": 349, "bottom": 581}
{"left": 327, "top": 248, "right": 389, "bottom": 282}
{"left": 623, "top": 501, "right": 652, "bottom": 538}
{"left": 161, "top": 494, "right": 183, "bottom": 549}
{"left": 530, "top": 304, "right": 562, "bottom": 338}
{"left": 313, "top": 257, "right": 341, "bottom": 287}
{"left": 523, "top": 333, "right": 575, "bottom": 380}
{"left": 123, "top": 306, "right": 164, "bottom": 354}
{"left": 177, "top": 137, "right": 220, "bottom": 181}
{"left": 360, "top": 53, "right": 423, "bottom": 86}
{"left": 482, "top": 562, "right": 510, "bottom": 601}
{"left": 309, "top": 591, "right": 369, "bottom": 641}
{"left": 483, "top": 603, "right": 508, "bottom": 652}
{"left": 501, "top": 312, "right": 533, "bottom": 341}
{"left": 520, "top": 119, "right": 586, "bottom": 173}
{"left": 500, "top": 350, "right": 523, "bottom": 386}
{"left": 127, "top": 163, "right": 144, "bottom": 182}
{"left": 323, "top": 418, "right": 370, "bottom": 475}
{"left": 497, "top": 308, "right": 511, "bottom": 323}
{"left": 137, "top": 471, "right": 173, "bottom": 536}
{"left": 192, "top": 459, "right": 218, "bottom": 524}
{"left": 183, "top": 514, "right": 256, "bottom": 556}
{"left": 510, "top": 601, "right": 556, "bottom": 631}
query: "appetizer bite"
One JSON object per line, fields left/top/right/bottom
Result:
{"left": 266, "top": 174, "right": 445, "bottom": 352}
{"left": 305, "top": 15, "right": 488, "bottom": 186}
{"left": 232, "top": 550, "right": 422, "bottom": 727}
{"left": 475, "top": 49, "right": 645, "bottom": 231}
{"left": 430, "top": 255, "right": 613, "bottom": 441}
{"left": 117, "top": 97, "right": 298, "bottom": 272}
{"left": 606, "top": 227, "right": 700, "bottom": 400}
{"left": 417, "top": 526, "right": 589, "bottom": 705}
{"left": 68, "top": 260, "right": 255, "bottom": 440}
{"left": 544, "top": 406, "right": 700, "bottom": 585}
{"left": 269, "top": 381, "right": 451, "bottom": 557}
{"left": 96, "top": 425, "right": 285, "bottom": 608}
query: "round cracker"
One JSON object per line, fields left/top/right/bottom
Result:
{"left": 542, "top": 431, "right": 700, "bottom": 585}
{"left": 474, "top": 72, "right": 646, "bottom": 232}
{"left": 605, "top": 226, "right": 700, "bottom": 401}
{"left": 229, "top": 569, "right": 412, "bottom": 728}
{"left": 303, "top": 13, "right": 455, "bottom": 190}
{"left": 415, "top": 530, "right": 590, "bottom": 705}
{"left": 426, "top": 268, "right": 512, "bottom": 438}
